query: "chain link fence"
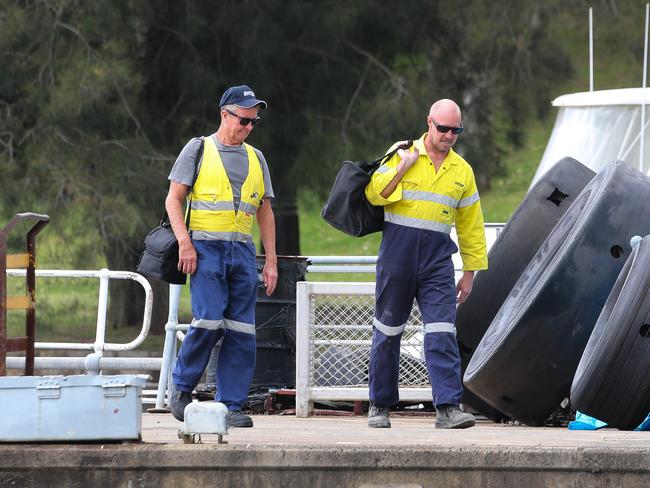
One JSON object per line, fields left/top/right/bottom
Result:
{"left": 296, "top": 282, "right": 433, "bottom": 416}
{"left": 312, "top": 293, "right": 428, "bottom": 387}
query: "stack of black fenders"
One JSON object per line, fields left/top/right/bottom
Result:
{"left": 457, "top": 157, "right": 650, "bottom": 430}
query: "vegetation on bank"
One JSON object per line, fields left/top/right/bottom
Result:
{"left": 3, "top": 1, "right": 650, "bottom": 347}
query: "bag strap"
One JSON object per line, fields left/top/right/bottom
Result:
{"left": 161, "top": 136, "right": 205, "bottom": 226}
{"left": 368, "top": 140, "right": 414, "bottom": 168}
{"left": 184, "top": 136, "right": 205, "bottom": 227}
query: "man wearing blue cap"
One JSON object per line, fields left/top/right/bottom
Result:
{"left": 165, "top": 84, "right": 277, "bottom": 427}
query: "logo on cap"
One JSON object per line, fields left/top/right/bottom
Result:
{"left": 219, "top": 84, "right": 267, "bottom": 109}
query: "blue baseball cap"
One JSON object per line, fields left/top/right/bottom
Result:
{"left": 219, "top": 85, "right": 267, "bottom": 109}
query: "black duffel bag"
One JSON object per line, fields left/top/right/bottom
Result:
{"left": 136, "top": 137, "right": 203, "bottom": 284}
{"left": 321, "top": 140, "right": 413, "bottom": 237}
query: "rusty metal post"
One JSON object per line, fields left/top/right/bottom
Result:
{"left": 0, "top": 233, "right": 6, "bottom": 376}
{"left": 24, "top": 219, "right": 49, "bottom": 375}
{"left": 0, "top": 213, "right": 49, "bottom": 376}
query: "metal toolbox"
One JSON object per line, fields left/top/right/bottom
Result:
{"left": 0, "top": 374, "right": 149, "bottom": 442}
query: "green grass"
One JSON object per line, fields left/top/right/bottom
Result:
{"left": 298, "top": 192, "right": 382, "bottom": 256}
{"left": 480, "top": 118, "right": 555, "bottom": 222}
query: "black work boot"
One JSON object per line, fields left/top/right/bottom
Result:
{"left": 169, "top": 387, "right": 193, "bottom": 422}
{"left": 435, "top": 404, "right": 475, "bottom": 429}
{"left": 367, "top": 402, "right": 391, "bottom": 428}
{"left": 227, "top": 410, "right": 254, "bottom": 428}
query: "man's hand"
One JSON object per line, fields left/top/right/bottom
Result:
{"left": 456, "top": 271, "right": 475, "bottom": 304}
{"left": 262, "top": 260, "right": 278, "bottom": 296}
{"left": 177, "top": 238, "right": 197, "bottom": 275}
{"left": 398, "top": 147, "right": 420, "bottom": 171}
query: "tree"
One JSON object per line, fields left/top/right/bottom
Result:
{"left": 0, "top": 0, "right": 575, "bottom": 332}
{"left": 0, "top": 0, "right": 170, "bottom": 330}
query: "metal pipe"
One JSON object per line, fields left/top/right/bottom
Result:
{"left": 94, "top": 268, "right": 110, "bottom": 357}
{"left": 34, "top": 342, "right": 93, "bottom": 350}
{"left": 308, "top": 265, "right": 376, "bottom": 273}
{"left": 102, "top": 272, "right": 153, "bottom": 352}
{"left": 295, "top": 282, "right": 312, "bottom": 417}
{"left": 589, "top": 7, "right": 594, "bottom": 91}
{"left": 154, "top": 284, "right": 182, "bottom": 409}
{"left": 6, "top": 356, "right": 162, "bottom": 370}
{"left": 6, "top": 269, "right": 153, "bottom": 353}
{"left": 642, "top": 3, "right": 649, "bottom": 172}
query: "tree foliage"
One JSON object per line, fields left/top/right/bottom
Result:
{"left": 0, "top": 0, "right": 582, "bottom": 327}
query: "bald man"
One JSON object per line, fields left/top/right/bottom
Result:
{"left": 365, "top": 99, "right": 488, "bottom": 429}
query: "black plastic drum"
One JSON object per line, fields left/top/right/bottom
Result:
{"left": 252, "top": 255, "right": 309, "bottom": 389}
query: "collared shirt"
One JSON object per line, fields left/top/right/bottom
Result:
{"left": 365, "top": 133, "right": 488, "bottom": 271}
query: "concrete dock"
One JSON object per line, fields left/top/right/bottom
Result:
{"left": 1, "top": 412, "right": 648, "bottom": 487}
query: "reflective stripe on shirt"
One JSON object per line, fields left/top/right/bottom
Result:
{"left": 458, "top": 192, "right": 480, "bottom": 208}
{"left": 191, "top": 200, "right": 236, "bottom": 211}
{"left": 384, "top": 212, "right": 452, "bottom": 234}
{"left": 402, "top": 190, "right": 459, "bottom": 208}
{"left": 191, "top": 230, "right": 253, "bottom": 243}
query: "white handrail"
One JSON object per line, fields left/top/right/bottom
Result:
{"left": 5, "top": 268, "right": 152, "bottom": 353}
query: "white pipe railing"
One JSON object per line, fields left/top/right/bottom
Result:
{"left": 152, "top": 283, "right": 182, "bottom": 411}
{"left": 589, "top": 7, "right": 594, "bottom": 92}
{"left": 6, "top": 268, "right": 153, "bottom": 352}
{"left": 642, "top": 3, "right": 649, "bottom": 172}
{"left": 6, "top": 356, "right": 161, "bottom": 370}
{"left": 5, "top": 268, "right": 153, "bottom": 374}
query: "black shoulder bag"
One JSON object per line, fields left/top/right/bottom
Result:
{"left": 136, "top": 138, "right": 204, "bottom": 284}
{"left": 321, "top": 140, "right": 413, "bottom": 237}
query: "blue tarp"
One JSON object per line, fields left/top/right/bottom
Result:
{"left": 568, "top": 411, "right": 650, "bottom": 431}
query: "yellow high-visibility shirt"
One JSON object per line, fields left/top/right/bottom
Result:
{"left": 365, "top": 133, "right": 488, "bottom": 271}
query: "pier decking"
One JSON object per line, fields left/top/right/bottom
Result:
{"left": 1, "top": 413, "right": 648, "bottom": 487}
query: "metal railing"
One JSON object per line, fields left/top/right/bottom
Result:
{"left": 153, "top": 283, "right": 189, "bottom": 411}
{"left": 0, "top": 212, "right": 50, "bottom": 375}
{"left": 5, "top": 269, "right": 155, "bottom": 374}
{"left": 296, "top": 281, "right": 432, "bottom": 417}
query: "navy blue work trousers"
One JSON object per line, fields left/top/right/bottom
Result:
{"left": 369, "top": 222, "right": 463, "bottom": 407}
{"left": 172, "top": 239, "right": 258, "bottom": 411}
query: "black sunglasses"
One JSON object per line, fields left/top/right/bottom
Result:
{"left": 225, "top": 108, "right": 260, "bottom": 127}
{"left": 432, "top": 119, "right": 464, "bottom": 135}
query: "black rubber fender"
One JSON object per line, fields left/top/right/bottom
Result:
{"left": 457, "top": 157, "right": 595, "bottom": 419}
{"left": 463, "top": 161, "right": 650, "bottom": 425}
{"left": 571, "top": 235, "right": 650, "bottom": 430}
